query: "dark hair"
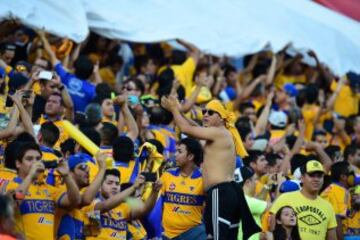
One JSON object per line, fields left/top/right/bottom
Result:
{"left": 304, "top": 84, "right": 319, "bottom": 104}
{"left": 156, "top": 67, "right": 175, "bottom": 96}
{"left": 178, "top": 138, "right": 203, "bottom": 166}
{"left": 60, "top": 138, "right": 76, "bottom": 156}
{"left": 74, "top": 55, "right": 94, "bottom": 80}
{"left": 243, "top": 150, "right": 263, "bottom": 167}
{"left": 0, "top": 194, "right": 13, "bottom": 220}
{"left": 79, "top": 128, "right": 101, "bottom": 155}
{"left": 103, "top": 168, "right": 121, "bottom": 182}
{"left": 344, "top": 144, "right": 358, "bottom": 162}
{"left": 0, "top": 43, "right": 15, "bottom": 54}
{"left": 15, "top": 142, "right": 41, "bottom": 163}
{"left": 239, "top": 102, "right": 255, "bottom": 114}
{"left": 223, "top": 64, "right": 236, "bottom": 78}
{"left": 40, "top": 122, "right": 60, "bottom": 147}
{"left": 330, "top": 161, "right": 350, "bottom": 182}
{"left": 106, "top": 53, "right": 123, "bottom": 68}
{"left": 48, "top": 92, "right": 64, "bottom": 106}
{"left": 290, "top": 154, "right": 309, "bottom": 174}
{"left": 312, "top": 129, "right": 327, "bottom": 141}
{"left": 134, "top": 55, "right": 151, "bottom": 73}
{"left": 171, "top": 50, "right": 187, "bottom": 65}
{"left": 148, "top": 106, "right": 165, "bottom": 125}
{"left": 273, "top": 206, "right": 301, "bottom": 240}
{"left": 112, "top": 136, "right": 134, "bottom": 163}
{"left": 266, "top": 153, "right": 282, "bottom": 167}
{"left": 95, "top": 83, "right": 112, "bottom": 100}
{"left": 324, "top": 145, "right": 341, "bottom": 161}
{"left": 125, "top": 78, "right": 145, "bottom": 95}
{"left": 235, "top": 116, "right": 252, "bottom": 130}
{"left": 100, "top": 123, "right": 119, "bottom": 146}
{"left": 4, "top": 133, "right": 36, "bottom": 169}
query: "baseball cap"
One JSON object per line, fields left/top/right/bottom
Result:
{"left": 279, "top": 180, "right": 301, "bottom": 193}
{"left": 300, "top": 160, "right": 324, "bottom": 175}
{"left": 283, "top": 83, "right": 298, "bottom": 97}
{"left": 268, "top": 110, "right": 288, "bottom": 128}
{"left": 68, "top": 154, "right": 89, "bottom": 171}
{"left": 8, "top": 73, "right": 29, "bottom": 90}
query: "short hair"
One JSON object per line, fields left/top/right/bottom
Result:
{"left": 223, "top": 64, "right": 236, "bottom": 78}
{"left": 4, "top": 133, "right": 36, "bottom": 169}
{"left": 243, "top": 150, "right": 263, "bottom": 167}
{"left": 235, "top": 116, "right": 252, "bottom": 130}
{"left": 48, "top": 92, "right": 64, "bottom": 106}
{"left": 112, "top": 136, "right": 134, "bottom": 163}
{"left": 324, "top": 145, "right": 341, "bottom": 161}
{"left": 15, "top": 142, "right": 41, "bottom": 163}
{"left": 266, "top": 153, "right": 282, "bottom": 167}
{"left": 125, "top": 78, "right": 145, "bottom": 95}
{"left": 305, "top": 84, "right": 319, "bottom": 104}
{"left": 74, "top": 55, "right": 94, "bottom": 80}
{"left": 290, "top": 154, "right": 309, "bottom": 174}
{"left": 344, "top": 144, "right": 358, "bottom": 162}
{"left": 60, "top": 139, "right": 76, "bottom": 156}
{"left": 103, "top": 168, "right": 121, "bottom": 182}
{"left": 78, "top": 127, "right": 101, "bottom": 155}
{"left": 84, "top": 103, "right": 102, "bottom": 127}
{"left": 100, "top": 123, "right": 119, "bottom": 146}
{"left": 330, "top": 161, "right": 350, "bottom": 182}
{"left": 134, "top": 55, "right": 151, "bottom": 73}
{"left": 148, "top": 106, "right": 165, "bottom": 125}
{"left": 0, "top": 43, "right": 15, "bottom": 54}
{"left": 178, "top": 138, "right": 204, "bottom": 166}
{"left": 312, "top": 130, "right": 327, "bottom": 141}
{"left": 40, "top": 122, "right": 60, "bottom": 147}
{"left": 239, "top": 102, "right": 255, "bottom": 114}
{"left": 236, "top": 126, "right": 252, "bottom": 141}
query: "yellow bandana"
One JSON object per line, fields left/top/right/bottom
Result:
{"left": 206, "top": 100, "right": 248, "bottom": 157}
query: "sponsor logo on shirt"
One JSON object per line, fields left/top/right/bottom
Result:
{"left": 164, "top": 192, "right": 205, "bottom": 206}
{"left": 38, "top": 216, "right": 53, "bottom": 224}
{"left": 172, "top": 206, "right": 191, "bottom": 215}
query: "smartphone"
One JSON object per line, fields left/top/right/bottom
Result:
{"left": 43, "top": 160, "right": 58, "bottom": 169}
{"left": 141, "top": 172, "right": 157, "bottom": 182}
{"left": 22, "top": 90, "right": 32, "bottom": 99}
{"left": 38, "top": 70, "right": 53, "bottom": 80}
{"left": 5, "top": 89, "right": 15, "bottom": 107}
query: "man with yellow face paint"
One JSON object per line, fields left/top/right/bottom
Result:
{"left": 161, "top": 96, "right": 260, "bottom": 240}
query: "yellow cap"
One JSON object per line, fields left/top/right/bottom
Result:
{"left": 302, "top": 160, "right": 324, "bottom": 174}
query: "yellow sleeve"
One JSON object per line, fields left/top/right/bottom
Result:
{"left": 270, "top": 193, "right": 288, "bottom": 214}
{"left": 121, "top": 203, "right": 131, "bottom": 220}
{"left": 327, "top": 204, "right": 338, "bottom": 229}
{"left": 180, "top": 57, "right": 196, "bottom": 87}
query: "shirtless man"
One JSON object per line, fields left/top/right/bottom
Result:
{"left": 161, "top": 96, "right": 261, "bottom": 240}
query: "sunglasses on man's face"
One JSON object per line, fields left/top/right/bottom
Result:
{"left": 202, "top": 109, "right": 218, "bottom": 116}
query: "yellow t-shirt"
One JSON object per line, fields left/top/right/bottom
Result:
{"left": 302, "top": 104, "right": 320, "bottom": 141}
{"left": 99, "top": 67, "right": 116, "bottom": 88}
{"left": 274, "top": 74, "right": 307, "bottom": 88}
{"left": 270, "top": 191, "right": 337, "bottom": 240}
{"left": 0, "top": 167, "right": 17, "bottom": 192}
{"left": 343, "top": 210, "right": 360, "bottom": 237}
{"left": 115, "top": 160, "right": 139, "bottom": 184}
{"left": 128, "top": 220, "right": 147, "bottom": 240}
{"left": 321, "top": 183, "right": 350, "bottom": 218}
{"left": 87, "top": 201, "right": 131, "bottom": 240}
{"left": 160, "top": 168, "right": 205, "bottom": 239}
{"left": 6, "top": 177, "right": 65, "bottom": 240}
{"left": 331, "top": 81, "right": 360, "bottom": 117}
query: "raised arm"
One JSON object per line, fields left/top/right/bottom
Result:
{"left": 95, "top": 175, "right": 145, "bottom": 213}
{"left": 81, "top": 152, "right": 107, "bottom": 206}
{"left": 176, "top": 39, "right": 201, "bottom": 63}
{"left": 161, "top": 95, "right": 221, "bottom": 141}
{"left": 130, "top": 179, "right": 162, "bottom": 219}
{"left": 265, "top": 56, "right": 277, "bottom": 86}
{"left": 10, "top": 91, "right": 34, "bottom": 137}
{"left": 37, "top": 30, "right": 60, "bottom": 67}
{"left": 53, "top": 73, "right": 74, "bottom": 121}
{"left": 57, "top": 160, "right": 81, "bottom": 208}
{"left": 114, "top": 94, "right": 138, "bottom": 141}
{"left": 0, "top": 107, "right": 19, "bottom": 140}
{"left": 181, "top": 75, "right": 207, "bottom": 113}
{"left": 254, "top": 90, "right": 274, "bottom": 136}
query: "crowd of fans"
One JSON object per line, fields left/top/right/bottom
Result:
{"left": 0, "top": 20, "right": 360, "bottom": 240}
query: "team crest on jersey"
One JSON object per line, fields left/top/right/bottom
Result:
{"left": 189, "top": 186, "right": 194, "bottom": 192}
{"left": 117, "top": 212, "right": 122, "bottom": 217}
{"left": 169, "top": 183, "right": 176, "bottom": 191}
{"left": 43, "top": 189, "right": 51, "bottom": 198}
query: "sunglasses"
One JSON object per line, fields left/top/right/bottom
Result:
{"left": 202, "top": 109, "right": 218, "bottom": 116}
{"left": 123, "top": 86, "right": 136, "bottom": 91}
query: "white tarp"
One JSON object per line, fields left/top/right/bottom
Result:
{"left": 1, "top": 0, "right": 360, "bottom": 74}
{"left": 0, "top": 0, "right": 89, "bottom": 42}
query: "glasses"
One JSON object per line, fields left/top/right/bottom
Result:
{"left": 202, "top": 109, "right": 218, "bottom": 116}
{"left": 123, "top": 86, "right": 136, "bottom": 91}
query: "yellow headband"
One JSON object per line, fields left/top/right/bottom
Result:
{"left": 205, "top": 100, "right": 248, "bottom": 157}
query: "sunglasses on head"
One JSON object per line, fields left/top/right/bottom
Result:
{"left": 202, "top": 109, "right": 218, "bottom": 116}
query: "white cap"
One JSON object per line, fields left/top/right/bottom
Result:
{"left": 268, "top": 110, "right": 288, "bottom": 128}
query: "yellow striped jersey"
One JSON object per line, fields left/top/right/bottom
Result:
{"left": 6, "top": 176, "right": 65, "bottom": 240}
{"left": 160, "top": 167, "right": 205, "bottom": 239}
